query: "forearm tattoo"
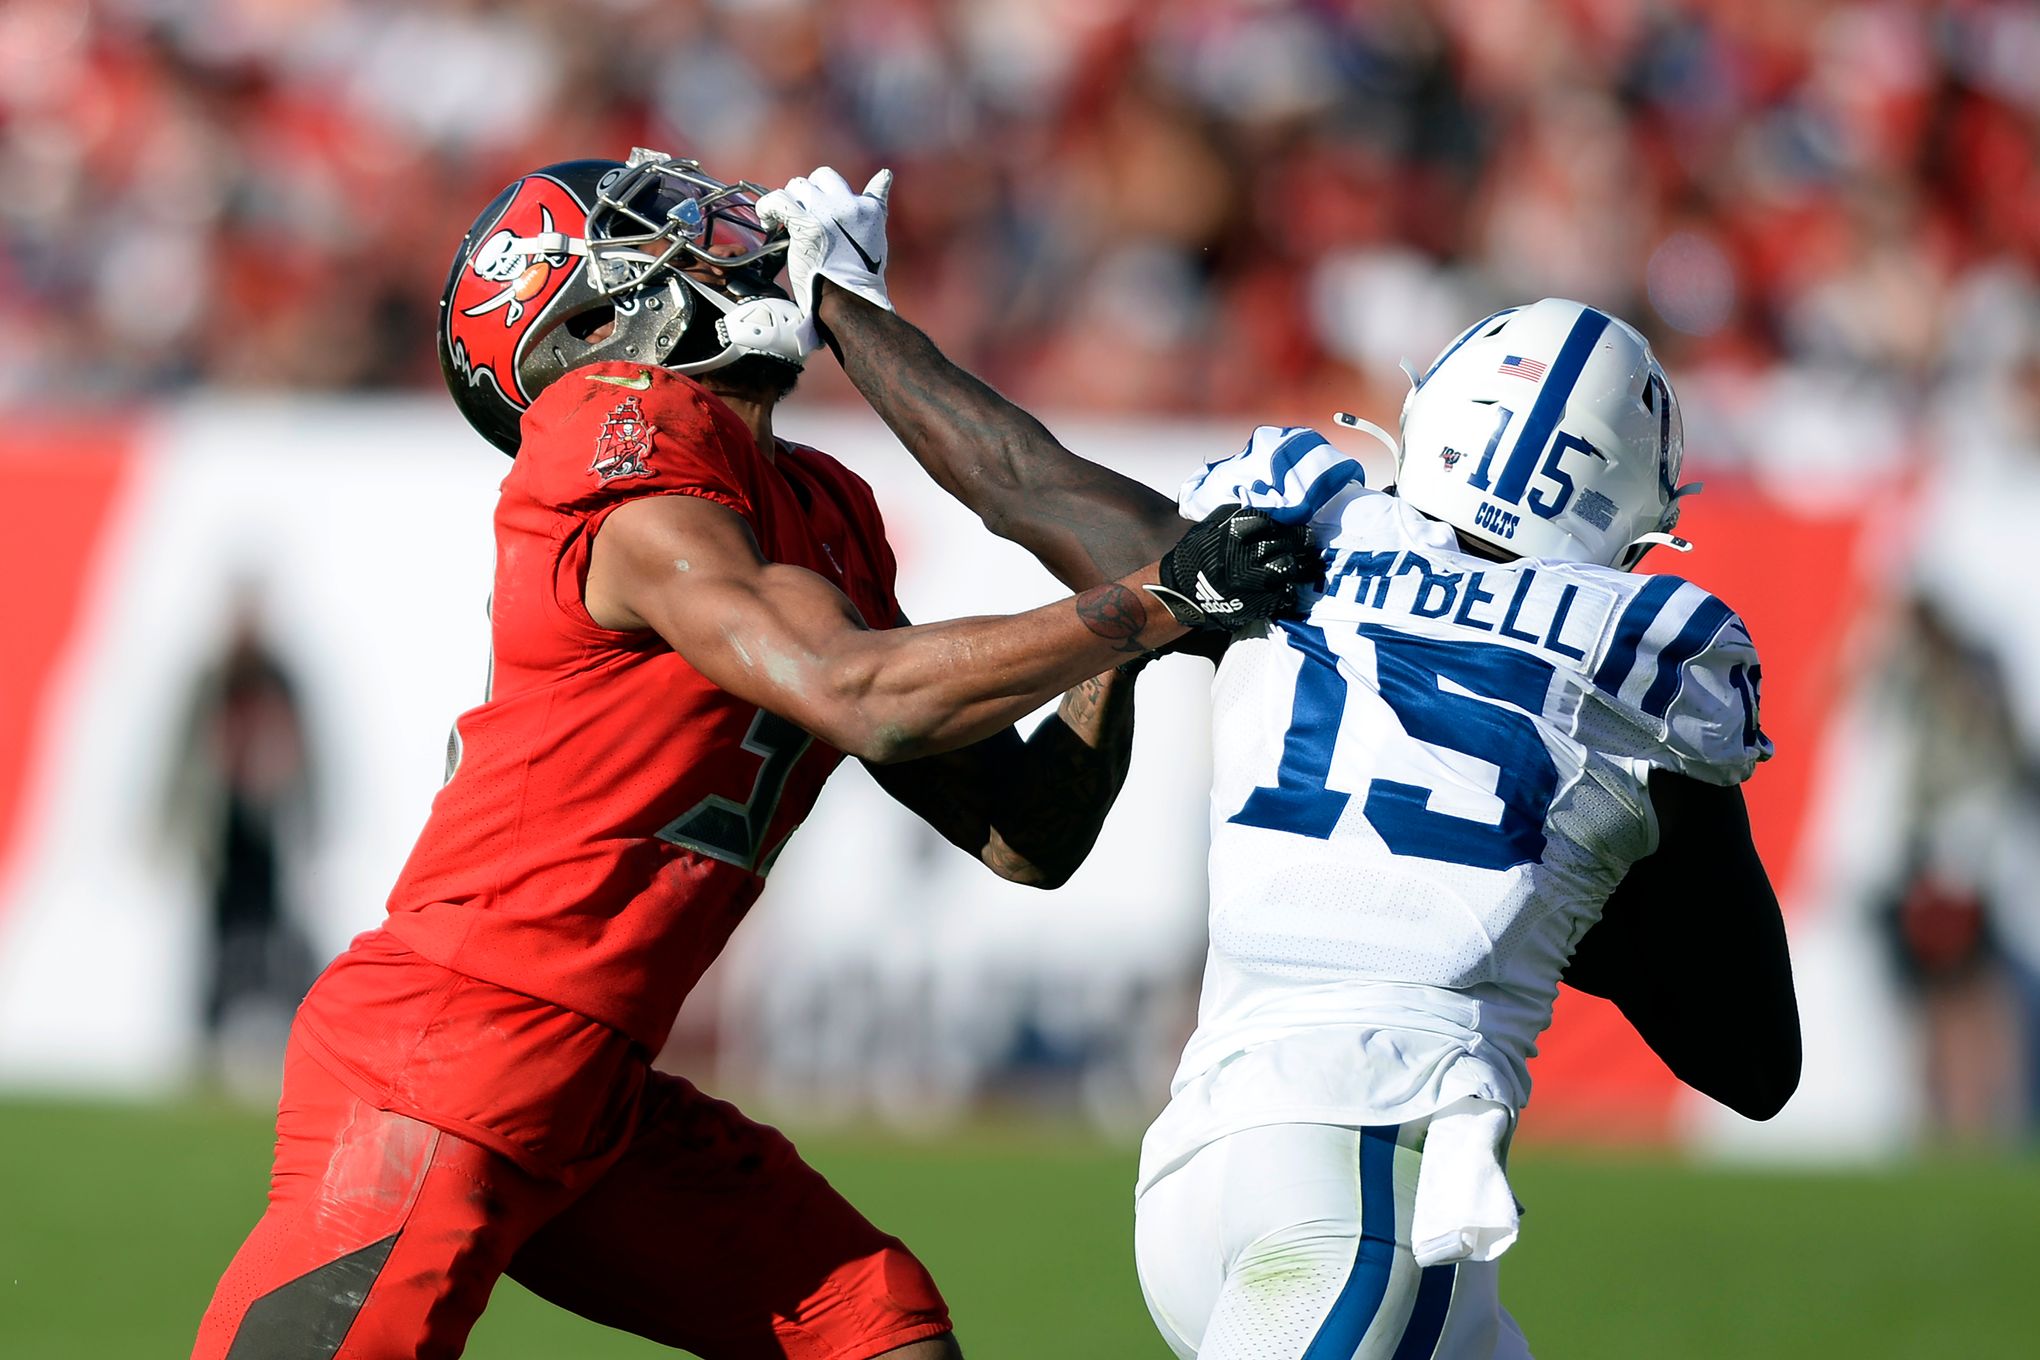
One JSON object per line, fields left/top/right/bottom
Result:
{"left": 1058, "top": 670, "right": 1113, "bottom": 735}
{"left": 1074, "top": 583, "right": 1150, "bottom": 655}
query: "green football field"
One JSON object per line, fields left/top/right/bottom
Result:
{"left": 1, "top": 1099, "right": 2033, "bottom": 1358}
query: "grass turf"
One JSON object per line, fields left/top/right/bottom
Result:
{"left": 0, "top": 1098, "right": 2034, "bottom": 1357}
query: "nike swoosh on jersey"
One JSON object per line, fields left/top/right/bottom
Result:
{"left": 583, "top": 370, "right": 653, "bottom": 390}
{"left": 845, "top": 232, "right": 884, "bottom": 275}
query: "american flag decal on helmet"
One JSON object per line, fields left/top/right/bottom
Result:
{"left": 1498, "top": 355, "right": 1548, "bottom": 381}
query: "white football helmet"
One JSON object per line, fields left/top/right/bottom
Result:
{"left": 1383, "top": 298, "right": 1697, "bottom": 569}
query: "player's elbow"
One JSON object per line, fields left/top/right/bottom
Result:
{"left": 1717, "top": 1031, "right": 1802, "bottom": 1122}
{"left": 803, "top": 656, "right": 930, "bottom": 764}
{"left": 981, "top": 827, "right": 1100, "bottom": 890}
{"left": 969, "top": 470, "right": 1030, "bottom": 543}
{"left": 1723, "top": 1075, "right": 1796, "bottom": 1122}
{"left": 993, "top": 859, "right": 1073, "bottom": 891}
{"left": 851, "top": 721, "right": 931, "bottom": 765}
{"left": 1737, "top": 1045, "right": 1802, "bottom": 1121}
{"left": 968, "top": 432, "right": 1068, "bottom": 540}
{"left": 811, "top": 699, "right": 926, "bottom": 764}
{"left": 825, "top": 699, "right": 936, "bottom": 766}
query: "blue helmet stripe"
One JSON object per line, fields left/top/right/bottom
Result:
{"left": 1416, "top": 308, "right": 1519, "bottom": 390}
{"left": 1491, "top": 307, "right": 1612, "bottom": 505}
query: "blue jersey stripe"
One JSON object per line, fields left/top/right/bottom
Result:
{"left": 1390, "top": 1263, "right": 1458, "bottom": 1360}
{"left": 1640, "top": 594, "right": 1734, "bottom": 719}
{"left": 1492, "top": 307, "right": 1612, "bottom": 504}
{"left": 1594, "top": 573, "right": 1682, "bottom": 695}
{"left": 1302, "top": 1125, "right": 1401, "bottom": 1360}
{"left": 1418, "top": 308, "right": 1519, "bottom": 390}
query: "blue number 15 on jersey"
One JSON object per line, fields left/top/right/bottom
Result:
{"left": 1232, "top": 623, "right": 1560, "bottom": 872}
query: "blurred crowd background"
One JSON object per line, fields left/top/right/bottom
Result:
{"left": 4, "top": 0, "right": 2040, "bottom": 1149}
{"left": 5, "top": 0, "right": 2035, "bottom": 429}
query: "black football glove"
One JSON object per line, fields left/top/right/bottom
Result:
{"left": 1145, "top": 504, "right": 1322, "bottom": 630}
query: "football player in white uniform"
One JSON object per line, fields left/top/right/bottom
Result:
{"left": 1126, "top": 300, "right": 1790, "bottom": 1359}
{"left": 763, "top": 173, "right": 1800, "bottom": 1360}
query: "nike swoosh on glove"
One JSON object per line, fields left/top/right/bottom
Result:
{"left": 755, "top": 167, "right": 894, "bottom": 321}
{"left": 1146, "top": 504, "right": 1323, "bottom": 629}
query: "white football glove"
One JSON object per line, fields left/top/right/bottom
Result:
{"left": 756, "top": 166, "right": 895, "bottom": 320}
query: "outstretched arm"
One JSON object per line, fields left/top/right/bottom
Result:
{"left": 1563, "top": 771, "right": 1801, "bottom": 1120}
{"left": 757, "top": 170, "right": 1183, "bottom": 590}
{"left": 817, "top": 287, "right": 1185, "bottom": 590}
{"left": 866, "top": 659, "right": 1141, "bottom": 889}
{"left": 585, "top": 493, "right": 1183, "bottom": 765}
{"left": 585, "top": 494, "right": 1306, "bottom": 766}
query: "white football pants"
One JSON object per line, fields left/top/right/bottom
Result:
{"left": 1134, "top": 1122, "right": 1533, "bottom": 1360}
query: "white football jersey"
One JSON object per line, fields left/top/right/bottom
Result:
{"left": 1140, "top": 426, "right": 1770, "bottom": 1192}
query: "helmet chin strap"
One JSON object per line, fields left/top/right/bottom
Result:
{"left": 1625, "top": 482, "right": 1706, "bottom": 557}
{"left": 1627, "top": 531, "right": 1693, "bottom": 554}
{"left": 1332, "top": 410, "right": 1401, "bottom": 459}
{"left": 669, "top": 270, "right": 815, "bottom": 374}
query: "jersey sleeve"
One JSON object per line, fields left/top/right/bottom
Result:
{"left": 1588, "top": 575, "right": 1772, "bottom": 784}
{"left": 1180, "top": 425, "right": 1367, "bottom": 526}
{"left": 511, "top": 365, "right": 759, "bottom": 523}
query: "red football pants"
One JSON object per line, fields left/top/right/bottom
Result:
{"left": 192, "top": 1034, "right": 952, "bottom": 1359}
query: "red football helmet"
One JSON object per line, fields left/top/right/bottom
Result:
{"left": 438, "top": 148, "right": 811, "bottom": 455}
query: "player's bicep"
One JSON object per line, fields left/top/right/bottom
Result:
{"left": 587, "top": 493, "right": 874, "bottom": 728}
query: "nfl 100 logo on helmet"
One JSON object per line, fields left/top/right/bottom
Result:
{"left": 443, "top": 175, "right": 590, "bottom": 411}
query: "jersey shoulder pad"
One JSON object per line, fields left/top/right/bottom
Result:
{"left": 1586, "top": 572, "right": 1770, "bottom": 783}
{"left": 509, "top": 364, "right": 760, "bottom": 520}
{"left": 1180, "top": 425, "right": 1368, "bottom": 526}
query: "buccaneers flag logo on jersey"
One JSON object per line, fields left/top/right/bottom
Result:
{"left": 444, "top": 174, "right": 588, "bottom": 409}
{"left": 591, "top": 395, "right": 656, "bottom": 482}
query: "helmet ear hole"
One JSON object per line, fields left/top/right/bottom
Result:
{"left": 565, "top": 304, "right": 616, "bottom": 342}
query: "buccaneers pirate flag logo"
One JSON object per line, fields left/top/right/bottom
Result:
{"left": 591, "top": 395, "right": 656, "bottom": 482}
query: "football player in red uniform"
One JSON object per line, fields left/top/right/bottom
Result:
{"left": 191, "top": 150, "right": 1317, "bottom": 1360}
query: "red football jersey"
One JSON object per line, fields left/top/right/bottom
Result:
{"left": 381, "top": 363, "right": 900, "bottom": 1052}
